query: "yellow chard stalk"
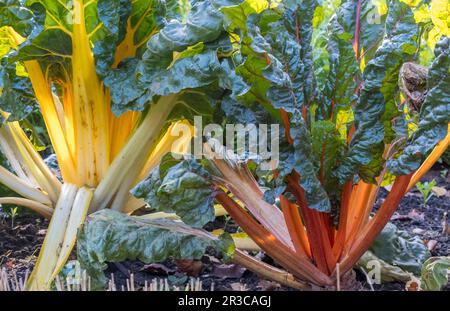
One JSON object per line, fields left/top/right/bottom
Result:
{"left": 0, "top": 0, "right": 210, "bottom": 290}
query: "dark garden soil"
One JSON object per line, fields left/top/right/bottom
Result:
{"left": 0, "top": 215, "right": 48, "bottom": 282}
{"left": 0, "top": 166, "right": 448, "bottom": 291}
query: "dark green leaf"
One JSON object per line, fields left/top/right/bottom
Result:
{"left": 0, "top": 0, "right": 35, "bottom": 36}
{"left": 370, "top": 221, "right": 430, "bottom": 275}
{"left": 337, "top": 0, "right": 420, "bottom": 183}
{"left": 132, "top": 158, "right": 215, "bottom": 228}
{"left": 389, "top": 36, "right": 450, "bottom": 175}
{"left": 0, "top": 58, "right": 36, "bottom": 121}
{"left": 77, "top": 209, "right": 234, "bottom": 289}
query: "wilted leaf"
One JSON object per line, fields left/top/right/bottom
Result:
{"left": 175, "top": 259, "right": 203, "bottom": 277}
{"left": 426, "top": 240, "right": 438, "bottom": 252}
{"left": 431, "top": 186, "right": 447, "bottom": 197}
{"left": 230, "top": 282, "right": 248, "bottom": 291}
{"left": 358, "top": 251, "right": 412, "bottom": 283}
{"left": 210, "top": 263, "right": 247, "bottom": 279}
{"left": 370, "top": 222, "right": 430, "bottom": 275}
{"left": 407, "top": 209, "right": 425, "bottom": 222}
{"left": 420, "top": 256, "right": 450, "bottom": 291}
{"left": 256, "top": 279, "right": 281, "bottom": 291}
{"left": 77, "top": 210, "right": 234, "bottom": 289}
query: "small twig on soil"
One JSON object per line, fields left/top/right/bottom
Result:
{"left": 336, "top": 263, "right": 341, "bottom": 291}
{"left": 442, "top": 212, "right": 449, "bottom": 236}
{"left": 232, "top": 249, "right": 313, "bottom": 290}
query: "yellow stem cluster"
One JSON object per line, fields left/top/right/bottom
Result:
{"left": 0, "top": 4, "right": 192, "bottom": 290}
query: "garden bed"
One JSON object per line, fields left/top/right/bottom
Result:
{"left": 1, "top": 167, "right": 448, "bottom": 291}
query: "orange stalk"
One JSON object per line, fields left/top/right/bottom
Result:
{"left": 407, "top": 125, "right": 450, "bottom": 191}
{"left": 353, "top": 0, "right": 362, "bottom": 61}
{"left": 320, "top": 212, "right": 335, "bottom": 246}
{"left": 290, "top": 203, "right": 312, "bottom": 258}
{"left": 216, "top": 191, "right": 332, "bottom": 286}
{"left": 279, "top": 195, "right": 309, "bottom": 257}
{"left": 344, "top": 181, "right": 375, "bottom": 252}
{"left": 302, "top": 106, "right": 308, "bottom": 125}
{"left": 355, "top": 183, "right": 379, "bottom": 233}
{"left": 332, "top": 181, "right": 353, "bottom": 260}
{"left": 280, "top": 109, "right": 293, "bottom": 144}
{"left": 286, "top": 175, "right": 335, "bottom": 274}
{"left": 338, "top": 173, "right": 413, "bottom": 274}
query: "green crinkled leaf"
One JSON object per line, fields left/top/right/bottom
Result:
{"left": 94, "top": 0, "right": 170, "bottom": 78}
{"left": 420, "top": 256, "right": 450, "bottom": 291}
{"left": 141, "top": 0, "right": 226, "bottom": 69}
{"left": 92, "top": 0, "right": 132, "bottom": 77}
{"left": 77, "top": 209, "right": 234, "bottom": 289}
{"left": 6, "top": 0, "right": 167, "bottom": 94}
{"left": 358, "top": 251, "right": 412, "bottom": 283}
{"left": 164, "top": 0, "right": 191, "bottom": 22}
{"left": 218, "top": 0, "right": 269, "bottom": 32}
{"left": 127, "top": 0, "right": 164, "bottom": 46}
{"left": 103, "top": 58, "right": 143, "bottom": 114}
{"left": 389, "top": 36, "right": 450, "bottom": 175}
{"left": 310, "top": 118, "right": 345, "bottom": 202}
{"left": 220, "top": 94, "right": 274, "bottom": 125}
{"left": 321, "top": 0, "right": 363, "bottom": 118}
{"left": 138, "top": 50, "right": 224, "bottom": 100}
{"left": 106, "top": 0, "right": 243, "bottom": 116}
{"left": 13, "top": 0, "right": 72, "bottom": 69}
{"left": 337, "top": 0, "right": 420, "bottom": 184}
{"left": 370, "top": 222, "right": 430, "bottom": 276}
{"left": 106, "top": 47, "right": 237, "bottom": 116}
{"left": 0, "top": 0, "right": 35, "bottom": 36}
{"left": 283, "top": 0, "right": 318, "bottom": 106}
{"left": 290, "top": 116, "right": 331, "bottom": 212}
{"left": 0, "top": 58, "right": 36, "bottom": 121}
{"left": 229, "top": 3, "right": 330, "bottom": 212}
{"left": 215, "top": 1, "right": 275, "bottom": 110}
{"left": 14, "top": 27, "right": 72, "bottom": 62}
{"left": 132, "top": 157, "right": 215, "bottom": 228}
{"left": 248, "top": 12, "right": 304, "bottom": 113}
{"left": 167, "top": 90, "right": 216, "bottom": 125}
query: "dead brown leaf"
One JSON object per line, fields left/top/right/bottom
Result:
{"left": 407, "top": 209, "right": 425, "bottom": 222}
{"left": 405, "top": 278, "right": 421, "bottom": 291}
{"left": 257, "top": 279, "right": 281, "bottom": 291}
{"left": 431, "top": 186, "right": 447, "bottom": 197}
{"left": 426, "top": 239, "right": 438, "bottom": 251}
{"left": 175, "top": 259, "right": 203, "bottom": 277}
{"left": 211, "top": 263, "right": 246, "bottom": 279}
{"left": 230, "top": 282, "right": 248, "bottom": 291}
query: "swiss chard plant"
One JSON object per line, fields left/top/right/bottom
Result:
{"left": 0, "top": 0, "right": 449, "bottom": 291}
{"left": 0, "top": 0, "right": 253, "bottom": 290}
{"left": 133, "top": 0, "right": 449, "bottom": 287}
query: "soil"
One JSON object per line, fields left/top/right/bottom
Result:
{"left": 0, "top": 167, "right": 448, "bottom": 291}
{"left": 0, "top": 215, "right": 48, "bottom": 282}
